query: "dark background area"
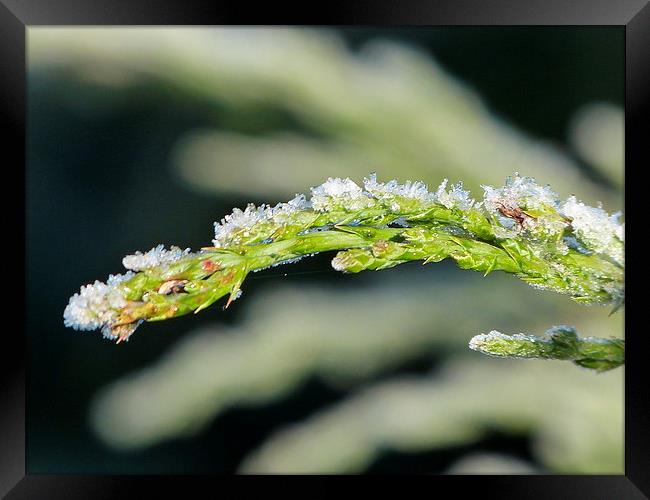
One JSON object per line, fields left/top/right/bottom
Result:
{"left": 27, "top": 27, "right": 623, "bottom": 473}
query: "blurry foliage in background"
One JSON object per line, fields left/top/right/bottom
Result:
{"left": 30, "top": 27, "right": 622, "bottom": 207}
{"left": 27, "top": 27, "right": 623, "bottom": 474}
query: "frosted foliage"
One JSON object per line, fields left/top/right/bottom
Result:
{"left": 269, "top": 194, "right": 312, "bottom": 223}
{"left": 213, "top": 203, "right": 271, "bottom": 247}
{"left": 435, "top": 179, "right": 474, "bottom": 210}
{"left": 106, "top": 272, "right": 136, "bottom": 287}
{"left": 482, "top": 174, "right": 559, "bottom": 213}
{"left": 561, "top": 196, "right": 624, "bottom": 265}
{"left": 122, "top": 245, "right": 191, "bottom": 271}
{"left": 63, "top": 170, "right": 623, "bottom": 342}
{"left": 282, "top": 193, "right": 311, "bottom": 211}
{"left": 211, "top": 174, "right": 485, "bottom": 244}
{"left": 212, "top": 194, "right": 312, "bottom": 247}
{"left": 468, "top": 331, "right": 536, "bottom": 354}
{"left": 310, "top": 177, "right": 373, "bottom": 211}
{"left": 63, "top": 273, "right": 133, "bottom": 331}
{"left": 363, "top": 173, "right": 434, "bottom": 203}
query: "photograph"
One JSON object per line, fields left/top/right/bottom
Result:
{"left": 25, "top": 26, "right": 626, "bottom": 476}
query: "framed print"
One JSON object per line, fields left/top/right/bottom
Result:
{"left": 2, "top": 0, "right": 648, "bottom": 497}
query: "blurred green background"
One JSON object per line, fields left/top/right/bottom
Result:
{"left": 26, "top": 27, "right": 624, "bottom": 474}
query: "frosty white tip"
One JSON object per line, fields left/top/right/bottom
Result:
{"left": 63, "top": 272, "right": 133, "bottom": 332}
{"left": 310, "top": 177, "right": 373, "bottom": 211}
{"left": 363, "top": 173, "right": 434, "bottom": 203}
{"left": 123, "top": 245, "right": 191, "bottom": 271}
{"left": 469, "top": 330, "right": 503, "bottom": 352}
{"left": 469, "top": 330, "right": 537, "bottom": 355}
{"left": 561, "top": 196, "right": 624, "bottom": 265}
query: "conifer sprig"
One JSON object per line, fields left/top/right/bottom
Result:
{"left": 64, "top": 173, "right": 624, "bottom": 350}
{"left": 469, "top": 326, "right": 624, "bottom": 372}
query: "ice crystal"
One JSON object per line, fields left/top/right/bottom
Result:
{"left": 123, "top": 245, "right": 191, "bottom": 271}
{"left": 363, "top": 173, "right": 434, "bottom": 203}
{"left": 212, "top": 194, "right": 312, "bottom": 247}
{"left": 469, "top": 331, "right": 538, "bottom": 355}
{"left": 283, "top": 193, "right": 311, "bottom": 211}
{"left": 435, "top": 179, "right": 474, "bottom": 210}
{"left": 482, "top": 173, "right": 559, "bottom": 213}
{"left": 270, "top": 194, "right": 312, "bottom": 220}
{"left": 213, "top": 203, "right": 273, "bottom": 247}
{"left": 63, "top": 273, "right": 133, "bottom": 331}
{"left": 310, "top": 177, "right": 373, "bottom": 211}
{"left": 106, "top": 271, "right": 134, "bottom": 286}
{"left": 561, "top": 196, "right": 624, "bottom": 265}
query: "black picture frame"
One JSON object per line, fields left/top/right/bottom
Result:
{"left": 3, "top": 0, "right": 648, "bottom": 497}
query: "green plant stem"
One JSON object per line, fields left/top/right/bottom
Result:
{"left": 64, "top": 173, "right": 624, "bottom": 346}
{"left": 469, "top": 326, "right": 624, "bottom": 372}
{"left": 113, "top": 225, "right": 619, "bottom": 329}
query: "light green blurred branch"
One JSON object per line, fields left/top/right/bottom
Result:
{"left": 88, "top": 271, "right": 622, "bottom": 451}
{"left": 239, "top": 358, "right": 623, "bottom": 474}
{"left": 569, "top": 102, "right": 624, "bottom": 189}
{"left": 29, "top": 28, "right": 620, "bottom": 207}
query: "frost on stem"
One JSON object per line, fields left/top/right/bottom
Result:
{"left": 480, "top": 173, "right": 624, "bottom": 269}
{"left": 561, "top": 196, "right": 624, "bottom": 266}
{"left": 362, "top": 173, "right": 473, "bottom": 212}
{"left": 213, "top": 203, "right": 273, "bottom": 247}
{"left": 123, "top": 245, "right": 192, "bottom": 271}
{"left": 63, "top": 272, "right": 135, "bottom": 340}
{"left": 481, "top": 173, "right": 564, "bottom": 240}
{"left": 64, "top": 172, "right": 624, "bottom": 346}
{"left": 434, "top": 179, "right": 474, "bottom": 211}
{"left": 469, "top": 326, "right": 624, "bottom": 372}
{"left": 482, "top": 173, "right": 560, "bottom": 214}
{"left": 363, "top": 172, "right": 434, "bottom": 209}
{"left": 310, "top": 177, "right": 374, "bottom": 212}
{"left": 212, "top": 194, "right": 311, "bottom": 248}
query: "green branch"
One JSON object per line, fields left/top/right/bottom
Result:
{"left": 64, "top": 173, "right": 624, "bottom": 352}
{"left": 469, "top": 326, "right": 624, "bottom": 372}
